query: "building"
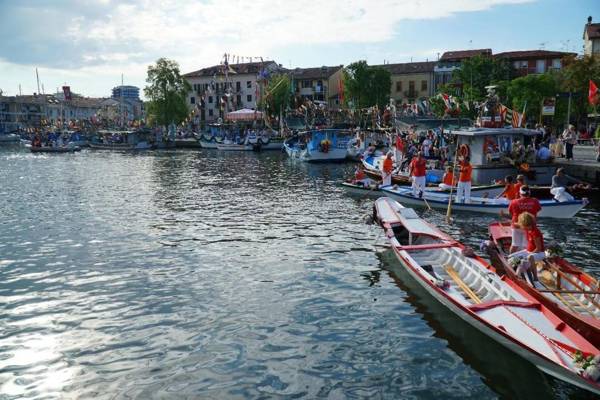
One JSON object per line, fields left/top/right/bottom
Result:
{"left": 0, "top": 95, "right": 45, "bottom": 131}
{"left": 289, "top": 66, "right": 343, "bottom": 108}
{"left": 584, "top": 15, "right": 600, "bottom": 58}
{"left": 112, "top": 85, "right": 140, "bottom": 100}
{"left": 377, "top": 61, "right": 435, "bottom": 104}
{"left": 494, "top": 50, "right": 575, "bottom": 78}
{"left": 434, "top": 49, "right": 492, "bottom": 90}
{"left": 183, "top": 61, "right": 283, "bottom": 124}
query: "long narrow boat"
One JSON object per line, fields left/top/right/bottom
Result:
{"left": 373, "top": 196, "right": 600, "bottom": 395}
{"left": 30, "top": 146, "right": 80, "bottom": 153}
{"left": 341, "top": 180, "right": 505, "bottom": 198}
{"left": 487, "top": 221, "right": 600, "bottom": 348}
{"left": 381, "top": 186, "right": 587, "bottom": 218}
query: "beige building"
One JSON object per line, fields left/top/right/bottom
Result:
{"left": 584, "top": 16, "right": 600, "bottom": 58}
{"left": 377, "top": 61, "right": 436, "bottom": 104}
{"left": 289, "top": 66, "right": 343, "bottom": 108}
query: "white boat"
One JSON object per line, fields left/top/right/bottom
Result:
{"left": 284, "top": 129, "right": 351, "bottom": 162}
{"left": 216, "top": 132, "right": 284, "bottom": 151}
{"left": 0, "top": 133, "right": 21, "bottom": 146}
{"left": 381, "top": 186, "right": 587, "bottom": 218}
{"left": 373, "top": 196, "right": 600, "bottom": 396}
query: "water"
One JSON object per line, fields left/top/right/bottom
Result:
{"left": 1, "top": 149, "right": 599, "bottom": 399}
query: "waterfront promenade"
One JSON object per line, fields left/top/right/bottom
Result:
{"left": 559, "top": 145, "right": 600, "bottom": 183}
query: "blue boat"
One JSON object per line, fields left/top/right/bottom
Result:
{"left": 283, "top": 129, "right": 351, "bottom": 162}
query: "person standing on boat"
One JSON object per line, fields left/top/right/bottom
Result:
{"left": 381, "top": 152, "right": 394, "bottom": 187}
{"left": 455, "top": 156, "right": 472, "bottom": 203}
{"left": 394, "top": 134, "right": 405, "bottom": 165}
{"left": 514, "top": 174, "right": 526, "bottom": 199}
{"left": 438, "top": 166, "right": 456, "bottom": 190}
{"left": 504, "top": 185, "right": 541, "bottom": 253}
{"left": 509, "top": 211, "right": 545, "bottom": 283}
{"left": 409, "top": 151, "right": 427, "bottom": 197}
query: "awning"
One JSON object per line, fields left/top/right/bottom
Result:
{"left": 225, "top": 108, "right": 263, "bottom": 121}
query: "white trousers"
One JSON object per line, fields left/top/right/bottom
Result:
{"left": 438, "top": 183, "right": 452, "bottom": 190}
{"left": 412, "top": 176, "right": 426, "bottom": 197}
{"left": 550, "top": 187, "right": 574, "bottom": 202}
{"left": 395, "top": 149, "right": 403, "bottom": 165}
{"left": 456, "top": 181, "right": 471, "bottom": 203}
{"left": 381, "top": 171, "right": 392, "bottom": 187}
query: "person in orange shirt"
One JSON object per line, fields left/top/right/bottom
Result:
{"left": 409, "top": 151, "right": 427, "bottom": 197}
{"left": 496, "top": 175, "right": 518, "bottom": 200}
{"left": 456, "top": 156, "right": 472, "bottom": 203}
{"left": 381, "top": 152, "right": 394, "bottom": 187}
{"left": 514, "top": 174, "right": 526, "bottom": 199}
{"left": 352, "top": 165, "right": 370, "bottom": 187}
{"left": 394, "top": 134, "right": 405, "bottom": 165}
{"left": 438, "top": 166, "right": 456, "bottom": 190}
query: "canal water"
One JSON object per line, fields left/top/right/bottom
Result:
{"left": 1, "top": 149, "right": 599, "bottom": 399}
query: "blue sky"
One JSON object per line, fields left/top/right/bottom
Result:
{"left": 0, "top": 0, "right": 596, "bottom": 98}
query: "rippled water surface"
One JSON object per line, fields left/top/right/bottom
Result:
{"left": 1, "top": 149, "right": 600, "bottom": 399}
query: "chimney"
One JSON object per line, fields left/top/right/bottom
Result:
{"left": 588, "top": 16, "right": 592, "bottom": 25}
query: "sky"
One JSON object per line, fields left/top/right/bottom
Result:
{"left": 0, "top": 0, "right": 596, "bottom": 99}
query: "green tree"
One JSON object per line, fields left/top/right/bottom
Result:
{"left": 144, "top": 58, "right": 191, "bottom": 127}
{"left": 260, "top": 74, "right": 291, "bottom": 115}
{"left": 557, "top": 55, "right": 600, "bottom": 125}
{"left": 507, "top": 73, "right": 559, "bottom": 123}
{"left": 452, "top": 55, "right": 511, "bottom": 102}
{"left": 343, "top": 61, "right": 391, "bottom": 109}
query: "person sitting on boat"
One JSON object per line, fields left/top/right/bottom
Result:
{"left": 381, "top": 152, "right": 394, "bottom": 187}
{"left": 438, "top": 166, "right": 456, "bottom": 190}
{"left": 496, "top": 175, "right": 518, "bottom": 200}
{"left": 504, "top": 185, "right": 541, "bottom": 253}
{"left": 352, "top": 165, "right": 371, "bottom": 187}
{"left": 32, "top": 135, "right": 42, "bottom": 148}
{"left": 455, "top": 156, "right": 473, "bottom": 203}
{"left": 550, "top": 167, "right": 579, "bottom": 202}
{"left": 409, "top": 151, "right": 427, "bottom": 197}
{"left": 509, "top": 211, "right": 545, "bottom": 283}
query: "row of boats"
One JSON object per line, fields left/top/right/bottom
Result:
{"left": 372, "top": 196, "right": 600, "bottom": 395}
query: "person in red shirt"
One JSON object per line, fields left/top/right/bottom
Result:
{"left": 409, "top": 151, "right": 427, "bottom": 197}
{"left": 352, "top": 165, "right": 370, "bottom": 187}
{"left": 510, "top": 211, "right": 545, "bottom": 283}
{"left": 438, "top": 165, "right": 456, "bottom": 190}
{"left": 456, "top": 156, "right": 472, "bottom": 203}
{"left": 381, "top": 152, "right": 394, "bottom": 187}
{"left": 504, "top": 185, "right": 541, "bottom": 253}
{"left": 513, "top": 174, "right": 526, "bottom": 199}
{"left": 394, "top": 134, "right": 405, "bottom": 165}
{"left": 496, "top": 175, "right": 518, "bottom": 200}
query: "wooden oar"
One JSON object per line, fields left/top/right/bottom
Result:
{"left": 421, "top": 193, "right": 433, "bottom": 211}
{"left": 445, "top": 136, "right": 460, "bottom": 224}
{"left": 543, "top": 262, "right": 600, "bottom": 311}
{"left": 361, "top": 179, "right": 382, "bottom": 199}
{"left": 445, "top": 265, "right": 482, "bottom": 304}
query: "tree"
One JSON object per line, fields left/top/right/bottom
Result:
{"left": 343, "top": 61, "right": 391, "bottom": 109}
{"left": 507, "top": 73, "right": 559, "bottom": 123}
{"left": 557, "top": 55, "right": 600, "bottom": 125}
{"left": 260, "top": 74, "right": 291, "bottom": 116}
{"left": 144, "top": 58, "right": 191, "bottom": 128}
{"left": 452, "top": 55, "right": 511, "bottom": 102}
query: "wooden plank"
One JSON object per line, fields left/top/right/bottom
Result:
{"left": 543, "top": 261, "right": 600, "bottom": 312}
{"left": 445, "top": 265, "right": 482, "bottom": 304}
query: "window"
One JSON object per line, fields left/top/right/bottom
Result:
{"left": 421, "top": 80, "right": 427, "bottom": 91}
{"left": 409, "top": 81, "right": 415, "bottom": 93}
{"left": 208, "top": 109, "right": 213, "bottom": 117}
{"left": 552, "top": 59, "right": 561, "bottom": 69}
{"left": 247, "top": 94, "right": 252, "bottom": 102}
{"left": 236, "top": 81, "right": 241, "bottom": 91}
{"left": 236, "top": 94, "right": 242, "bottom": 104}
{"left": 190, "top": 96, "right": 195, "bottom": 104}
{"left": 246, "top": 81, "right": 252, "bottom": 88}
{"left": 302, "top": 80, "right": 311, "bottom": 88}
{"left": 208, "top": 96, "right": 213, "bottom": 103}
{"left": 396, "top": 81, "right": 402, "bottom": 92}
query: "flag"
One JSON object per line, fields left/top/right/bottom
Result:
{"left": 590, "top": 80, "right": 599, "bottom": 105}
{"left": 441, "top": 93, "right": 451, "bottom": 111}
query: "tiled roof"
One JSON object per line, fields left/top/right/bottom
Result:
{"left": 494, "top": 50, "right": 576, "bottom": 60}
{"left": 375, "top": 61, "right": 435, "bottom": 75}
{"left": 585, "top": 22, "right": 600, "bottom": 39}
{"left": 290, "top": 66, "right": 342, "bottom": 79}
{"left": 184, "top": 61, "right": 279, "bottom": 77}
{"left": 439, "top": 49, "right": 492, "bottom": 61}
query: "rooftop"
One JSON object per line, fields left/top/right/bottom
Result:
{"left": 439, "top": 49, "right": 492, "bottom": 62}
{"left": 290, "top": 66, "right": 342, "bottom": 80}
{"left": 183, "top": 61, "right": 279, "bottom": 78}
{"left": 376, "top": 61, "right": 436, "bottom": 75}
{"left": 584, "top": 17, "right": 600, "bottom": 39}
{"left": 494, "top": 50, "right": 576, "bottom": 60}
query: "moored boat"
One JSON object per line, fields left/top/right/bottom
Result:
{"left": 487, "top": 221, "right": 600, "bottom": 348}
{"left": 284, "top": 129, "right": 351, "bottom": 162}
{"left": 373, "top": 196, "right": 600, "bottom": 395}
{"left": 381, "top": 186, "right": 587, "bottom": 218}
{"left": 30, "top": 145, "right": 81, "bottom": 153}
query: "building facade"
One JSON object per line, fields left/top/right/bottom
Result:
{"left": 434, "top": 49, "right": 492, "bottom": 90}
{"left": 494, "top": 50, "right": 575, "bottom": 78}
{"left": 289, "top": 66, "right": 343, "bottom": 108}
{"left": 584, "top": 16, "right": 600, "bottom": 58}
{"left": 183, "top": 61, "right": 282, "bottom": 124}
{"left": 112, "top": 85, "right": 140, "bottom": 100}
{"left": 377, "top": 61, "right": 435, "bottom": 104}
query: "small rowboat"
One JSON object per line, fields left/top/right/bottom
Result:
{"left": 341, "top": 180, "right": 505, "bottom": 198}
{"left": 374, "top": 196, "right": 600, "bottom": 395}
{"left": 488, "top": 221, "right": 600, "bottom": 348}
{"left": 381, "top": 186, "right": 587, "bottom": 219}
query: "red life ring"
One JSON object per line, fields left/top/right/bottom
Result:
{"left": 459, "top": 144, "right": 470, "bottom": 159}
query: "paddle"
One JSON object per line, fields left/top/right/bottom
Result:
{"left": 361, "top": 179, "right": 382, "bottom": 199}
{"left": 421, "top": 192, "right": 433, "bottom": 211}
{"left": 445, "top": 138, "right": 460, "bottom": 223}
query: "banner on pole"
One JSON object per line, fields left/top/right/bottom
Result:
{"left": 541, "top": 97, "right": 555, "bottom": 116}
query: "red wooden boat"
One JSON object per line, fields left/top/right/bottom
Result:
{"left": 488, "top": 221, "right": 600, "bottom": 348}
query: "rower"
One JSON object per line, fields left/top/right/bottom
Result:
{"left": 381, "top": 152, "right": 394, "bottom": 187}
{"left": 509, "top": 212, "right": 545, "bottom": 284}
{"left": 409, "top": 151, "right": 427, "bottom": 197}
{"left": 352, "top": 165, "right": 370, "bottom": 187}
{"left": 550, "top": 167, "right": 578, "bottom": 202}
{"left": 438, "top": 166, "right": 456, "bottom": 190}
{"left": 514, "top": 174, "right": 526, "bottom": 198}
{"left": 503, "top": 185, "right": 541, "bottom": 253}
{"left": 456, "top": 156, "right": 472, "bottom": 203}
{"left": 496, "top": 175, "right": 518, "bottom": 200}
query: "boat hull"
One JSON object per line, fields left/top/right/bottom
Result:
{"left": 382, "top": 187, "right": 586, "bottom": 218}
{"left": 30, "top": 146, "right": 80, "bottom": 153}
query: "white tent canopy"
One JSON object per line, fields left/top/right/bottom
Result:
{"left": 225, "top": 108, "right": 263, "bottom": 121}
